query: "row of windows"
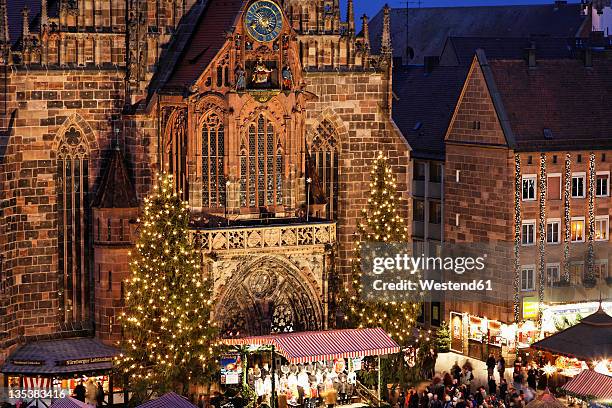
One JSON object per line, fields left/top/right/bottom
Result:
{"left": 521, "top": 260, "right": 609, "bottom": 291}
{"left": 199, "top": 113, "right": 340, "bottom": 218}
{"left": 521, "top": 216, "right": 609, "bottom": 245}
{"left": 522, "top": 172, "right": 610, "bottom": 201}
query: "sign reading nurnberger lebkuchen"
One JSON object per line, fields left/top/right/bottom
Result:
{"left": 57, "top": 356, "right": 114, "bottom": 366}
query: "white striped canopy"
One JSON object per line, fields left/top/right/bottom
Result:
{"left": 221, "top": 328, "right": 400, "bottom": 363}
{"left": 561, "top": 369, "right": 612, "bottom": 400}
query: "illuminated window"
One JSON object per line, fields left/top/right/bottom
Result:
{"left": 240, "top": 114, "right": 283, "bottom": 207}
{"left": 56, "top": 126, "right": 90, "bottom": 323}
{"left": 202, "top": 113, "right": 225, "bottom": 207}
{"left": 595, "top": 216, "right": 609, "bottom": 241}
{"left": 571, "top": 217, "right": 585, "bottom": 242}
{"left": 311, "top": 119, "right": 339, "bottom": 219}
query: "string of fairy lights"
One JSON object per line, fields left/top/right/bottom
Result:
{"left": 563, "top": 154, "right": 572, "bottom": 283}
{"left": 537, "top": 153, "right": 547, "bottom": 330}
{"left": 345, "top": 152, "right": 420, "bottom": 346}
{"left": 115, "top": 173, "right": 219, "bottom": 386}
{"left": 586, "top": 153, "right": 596, "bottom": 285}
{"left": 513, "top": 154, "right": 522, "bottom": 327}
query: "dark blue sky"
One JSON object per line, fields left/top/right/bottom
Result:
{"left": 344, "top": 0, "right": 561, "bottom": 22}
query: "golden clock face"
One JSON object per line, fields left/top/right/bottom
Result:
{"left": 245, "top": 0, "right": 283, "bottom": 43}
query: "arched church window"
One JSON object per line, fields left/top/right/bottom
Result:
{"left": 165, "top": 109, "right": 188, "bottom": 200}
{"left": 240, "top": 114, "right": 283, "bottom": 208}
{"left": 202, "top": 113, "right": 225, "bottom": 207}
{"left": 311, "top": 119, "right": 339, "bottom": 219}
{"left": 56, "top": 126, "right": 91, "bottom": 324}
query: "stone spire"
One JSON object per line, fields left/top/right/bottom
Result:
{"left": 361, "top": 14, "right": 370, "bottom": 51}
{"left": 40, "top": 0, "right": 48, "bottom": 30}
{"left": 347, "top": 0, "right": 355, "bottom": 35}
{"left": 21, "top": 6, "right": 30, "bottom": 38}
{"left": 0, "top": 0, "right": 9, "bottom": 63}
{"left": 380, "top": 4, "right": 392, "bottom": 57}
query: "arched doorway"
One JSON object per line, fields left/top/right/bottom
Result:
{"left": 215, "top": 256, "right": 323, "bottom": 337}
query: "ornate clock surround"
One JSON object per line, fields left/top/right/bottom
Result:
{"left": 244, "top": 0, "right": 284, "bottom": 43}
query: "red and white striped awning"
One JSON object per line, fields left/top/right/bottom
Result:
{"left": 222, "top": 328, "right": 400, "bottom": 363}
{"left": 561, "top": 370, "right": 612, "bottom": 400}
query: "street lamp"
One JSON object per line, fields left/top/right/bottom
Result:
{"left": 225, "top": 180, "right": 231, "bottom": 226}
{"left": 306, "top": 177, "right": 312, "bottom": 222}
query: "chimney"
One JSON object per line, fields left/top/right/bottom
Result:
{"left": 424, "top": 56, "right": 440, "bottom": 73}
{"left": 347, "top": 0, "right": 355, "bottom": 35}
{"left": 526, "top": 41, "right": 536, "bottom": 68}
{"left": 381, "top": 4, "right": 392, "bottom": 57}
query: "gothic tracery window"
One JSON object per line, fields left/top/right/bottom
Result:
{"left": 56, "top": 126, "right": 90, "bottom": 323}
{"left": 165, "top": 109, "right": 188, "bottom": 199}
{"left": 240, "top": 114, "right": 283, "bottom": 208}
{"left": 311, "top": 119, "right": 339, "bottom": 219}
{"left": 202, "top": 113, "right": 225, "bottom": 207}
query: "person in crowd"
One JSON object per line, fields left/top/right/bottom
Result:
{"left": 497, "top": 355, "right": 506, "bottom": 381}
{"left": 85, "top": 378, "right": 97, "bottom": 405}
{"left": 475, "top": 386, "right": 486, "bottom": 407}
{"left": 442, "top": 395, "right": 452, "bottom": 408}
{"left": 486, "top": 353, "right": 496, "bottom": 378}
{"left": 461, "top": 367, "right": 473, "bottom": 397}
{"left": 499, "top": 378, "right": 508, "bottom": 401}
{"left": 443, "top": 372, "right": 453, "bottom": 388}
{"left": 429, "top": 394, "right": 442, "bottom": 408}
{"left": 451, "top": 362, "right": 462, "bottom": 382}
{"left": 73, "top": 380, "right": 86, "bottom": 402}
{"left": 526, "top": 365, "right": 537, "bottom": 390}
{"left": 488, "top": 375, "right": 496, "bottom": 396}
{"left": 409, "top": 388, "right": 420, "bottom": 408}
{"left": 95, "top": 381, "right": 105, "bottom": 407}
{"left": 398, "top": 391, "right": 406, "bottom": 408}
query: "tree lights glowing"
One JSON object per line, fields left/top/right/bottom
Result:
{"left": 115, "top": 173, "right": 219, "bottom": 395}
{"left": 344, "top": 152, "right": 420, "bottom": 346}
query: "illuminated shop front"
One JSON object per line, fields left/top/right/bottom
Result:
{"left": 1, "top": 338, "right": 122, "bottom": 407}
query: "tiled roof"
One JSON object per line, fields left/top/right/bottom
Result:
{"left": 136, "top": 392, "right": 197, "bottom": 408}
{"left": 392, "top": 64, "right": 468, "bottom": 160}
{"left": 368, "top": 3, "right": 588, "bottom": 64}
{"left": 160, "top": 0, "right": 244, "bottom": 93}
{"left": 487, "top": 56, "right": 612, "bottom": 151}
{"left": 1, "top": 337, "right": 119, "bottom": 375}
{"left": 441, "top": 36, "right": 579, "bottom": 66}
{"left": 92, "top": 146, "right": 138, "bottom": 209}
{"left": 49, "top": 398, "right": 90, "bottom": 408}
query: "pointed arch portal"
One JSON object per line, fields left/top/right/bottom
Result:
{"left": 215, "top": 257, "right": 323, "bottom": 337}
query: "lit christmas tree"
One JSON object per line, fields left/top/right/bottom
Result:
{"left": 116, "top": 173, "right": 219, "bottom": 398}
{"left": 345, "top": 152, "right": 421, "bottom": 345}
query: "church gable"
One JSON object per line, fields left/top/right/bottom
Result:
{"left": 445, "top": 55, "right": 509, "bottom": 148}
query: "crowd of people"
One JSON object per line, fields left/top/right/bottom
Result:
{"left": 393, "top": 353, "right": 545, "bottom": 408}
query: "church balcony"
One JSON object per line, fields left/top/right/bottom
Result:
{"left": 190, "top": 217, "right": 336, "bottom": 253}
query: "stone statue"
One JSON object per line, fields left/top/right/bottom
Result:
{"left": 235, "top": 65, "right": 246, "bottom": 90}
{"left": 282, "top": 65, "right": 293, "bottom": 90}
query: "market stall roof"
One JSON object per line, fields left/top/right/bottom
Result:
{"left": 561, "top": 370, "right": 612, "bottom": 401}
{"left": 531, "top": 306, "right": 612, "bottom": 361}
{"left": 136, "top": 392, "right": 197, "bottom": 408}
{"left": 1, "top": 337, "right": 120, "bottom": 375}
{"left": 524, "top": 390, "right": 565, "bottom": 408}
{"left": 49, "top": 397, "right": 90, "bottom": 408}
{"left": 221, "top": 328, "right": 400, "bottom": 363}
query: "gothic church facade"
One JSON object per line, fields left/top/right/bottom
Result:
{"left": 0, "top": 0, "right": 411, "bottom": 361}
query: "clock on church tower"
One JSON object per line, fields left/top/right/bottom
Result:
{"left": 245, "top": 0, "right": 284, "bottom": 43}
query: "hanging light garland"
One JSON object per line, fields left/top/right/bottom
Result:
{"left": 537, "top": 153, "right": 547, "bottom": 330}
{"left": 563, "top": 154, "right": 571, "bottom": 283}
{"left": 586, "top": 153, "right": 596, "bottom": 286}
{"left": 513, "top": 154, "right": 522, "bottom": 326}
